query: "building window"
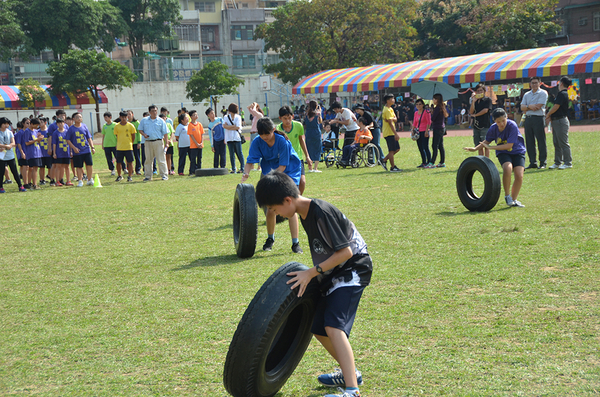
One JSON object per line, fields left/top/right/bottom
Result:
{"left": 578, "top": 17, "right": 588, "bottom": 26}
{"left": 594, "top": 12, "right": 600, "bottom": 31}
{"left": 195, "top": 2, "right": 215, "bottom": 12}
{"left": 231, "top": 25, "right": 254, "bottom": 40}
{"left": 241, "top": 2, "right": 249, "bottom": 7}
{"left": 201, "top": 27, "right": 215, "bottom": 44}
{"left": 175, "top": 24, "right": 199, "bottom": 41}
{"left": 233, "top": 55, "right": 256, "bottom": 69}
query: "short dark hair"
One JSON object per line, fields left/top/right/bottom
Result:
{"left": 255, "top": 171, "right": 300, "bottom": 208}
{"left": 257, "top": 117, "right": 275, "bottom": 135}
{"left": 383, "top": 94, "right": 394, "bottom": 102}
{"left": 188, "top": 110, "right": 197, "bottom": 118}
{"left": 331, "top": 101, "right": 342, "bottom": 110}
{"left": 72, "top": 112, "right": 81, "bottom": 119}
{"left": 530, "top": 76, "right": 541, "bottom": 82}
{"left": 474, "top": 83, "right": 485, "bottom": 92}
{"left": 104, "top": 112, "right": 112, "bottom": 118}
{"left": 205, "top": 108, "right": 213, "bottom": 116}
{"left": 357, "top": 116, "right": 367, "bottom": 125}
{"left": 56, "top": 109, "right": 66, "bottom": 116}
{"left": 119, "top": 110, "right": 128, "bottom": 118}
{"left": 30, "top": 118, "right": 40, "bottom": 126}
{"left": 148, "top": 105, "right": 158, "bottom": 111}
{"left": 178, "top": 113, "right": 187, "bottom": 123}
{"left": 559, "top": 76, "right": 572, "bottom": 88}
{"left": 492, "top": 108, "right": 507, "bottom": 120}
{"left": 228, "top": 103, "right": 239, "bottom": 114}
{"left": 0, "top": 117, "right": 11, "bottom": 126}
{"left": 56, "top": 118, "right": 65, "bottom": 124}
{"left": 159, "top": 113, "right": 167, "bottom": 119}
{"left": 278, "top": 105, "right": 293, "bottom": 117}
{"left": 160, "top": 107, "right": 168, "bottom": 113}
{"left": 143, "top": 112, "right": 150, "bottom": 117}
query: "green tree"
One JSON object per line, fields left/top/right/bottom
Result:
{"left": 185, "top": 61, "right": 245, "bottom": 111}
{"left": 109, "top": 0, "right": 182, "bottom": 57}
{"left": 18, "top": 78, "right": 47, "bottom": 116}
{"left": 0, "top": 2, "right": 28, "bottom": 61}
{"left": 10, "top": 0, "right": 126, "bottom": 57}
{"left": 47, "top": 50, "right": 138, "bottom": 132}
{"left": 255, "top": 0, "right": 418, "bottom": 85}
{"left": 414, "top": 0, "right": 561, "bottom": 59}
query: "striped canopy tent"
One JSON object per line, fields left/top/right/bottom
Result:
{"left": 292, "top": 41, "right": 600, "bottom": 94}
{"left": 0, "top": 85, "right": 108, "bottom": 110}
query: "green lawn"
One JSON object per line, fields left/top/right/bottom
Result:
{"left": 1, "top": 131, "right": 598, "bottom": 396}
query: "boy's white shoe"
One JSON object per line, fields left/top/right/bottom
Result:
{"left": 87, "top": 179, "right": 94, "bottom": 186}
{"left": 77, "top": 180, "right": 84, "bottom": 187}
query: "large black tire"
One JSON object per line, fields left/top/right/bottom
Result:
{"left": 195, "top": 168, "right": 229, "bottom": 176}
{"left": 233, "top": 183, "right": 258, "bottom": 258}
{"left": 223, "top": 262, "right": 320, "bottom": 397}
{"left": 456, "top": 156, "right": 501, "bottom": 212}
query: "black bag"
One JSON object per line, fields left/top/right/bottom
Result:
{"left": 227, "top": 115, "right": 246, "bottom": 144}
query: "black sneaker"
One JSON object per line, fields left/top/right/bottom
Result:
{"left": 39, "top": 180, "right": 46, "bottom": 185}
{"left": 291, "top": 242, "right": 303, "bottom": 254}
{"left": 262, "top": 237, "right": 274, "bottom": 251}
{"left": 390, "top": 166, "right": 402, "bottom": 172}
{"left": 525, "top": 164, "right": 537, "bottom": 169}
{"left": 115, "top": 176, "right": 123, "bottom": 182}
{"left": 127, "top": 176, "right": 133, "bottom": 182}
{"left": 380, "top": 161, "right": 388, "bottom": 171}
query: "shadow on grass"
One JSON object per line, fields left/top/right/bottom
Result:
{"left": 208, "top": 223, "right": 232, "bottom": 231}
{"left": 172, "top": 251, "right": 290, "bottom": 270}
{"left": 438, "top": 206, "right": 513, "bottom": 216}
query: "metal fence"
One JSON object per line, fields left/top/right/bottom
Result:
{"left": 2, "top": 54, "right": 283, "bottom": 85}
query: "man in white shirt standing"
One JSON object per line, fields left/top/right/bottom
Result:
{"left": 520, "top": 76, "right": 548, "bottom": 169}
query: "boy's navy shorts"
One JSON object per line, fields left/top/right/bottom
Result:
{"left": 54, "top": 157, "right": 70, "bottom": 164}
{"left": 18, "top": 158, "right": 28, "bottom": 167}
{"left": 41, "top": 156, "right": 52, "bottom": 168}
{"left": 311, "top": 285, "right": 366, "bottom": 338}
{"left": 116, "top": 150, "right": 134, "bottom": 164}
{"left": 496, "top": 153, "right": 525, "bottom": 168}
{"left": 27, "top": 158, "right": 42, "bottom": 167}
{"left": 73, "top": 152, "right": 93, "bottom": 168}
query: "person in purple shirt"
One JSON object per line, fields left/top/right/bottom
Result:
{"left": 37, "top": 117, "right": 53, "bottom": 186}
{"left": 23, "top": 118, "right": 44, "bottom": 189}
{"left": 464, "top": 108, "right": 526, "bottom": 208}
{"left": 52, "top": 118, "right": 73, "bottom": 186}
{"left": 66, "top": 112, "right": 96, "bottom": 187}
{"left": 15, "top": 120, "right": 29, "bottom": 185}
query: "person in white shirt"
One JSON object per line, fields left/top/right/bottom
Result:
{"left": 222, "top": 103, "right": 245, "bottom": 174}
{"left": 330, "top": 101, "right": 359, "bottom": 148}
{"left": 520, "top": 76, "right": 549, "bottom": 169}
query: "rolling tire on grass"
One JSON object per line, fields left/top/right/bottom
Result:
{"left": 233, "top": 183, "right": 258, "bottom": 258}
{"left": 223, "top": 261, "right": 320, "bottom": 397}
{"left": 195, "top": 168, "right": 229, "bottom": 177}
{"left": 456, "top": 155, "right": 501, "bottom": 212}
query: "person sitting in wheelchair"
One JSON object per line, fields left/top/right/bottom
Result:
{"left": 321, "top": 121, "right": 336, "bottom": 150}
{"left": 338, "top": 117, "right": 372, "bottom": 167}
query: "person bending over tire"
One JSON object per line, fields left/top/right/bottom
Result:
{"left": 241, "top": 117, "right": 304, "bottom": 254}
{"left": 255, "top": 171, "right": 373, "bottom": 397}
{"left": 463, "top": 108, "right": 527, "bottom": 208}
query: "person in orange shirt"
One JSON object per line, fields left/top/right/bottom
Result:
{"left": 187, "top": 110, "right": 205, "bottom": 173}
{"left": 338, "top": 117, "right": 372, "bottom": 166}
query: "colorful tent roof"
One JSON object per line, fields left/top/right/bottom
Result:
{"left": 292, "top": 41, "right": 600, "bottom": 94}
{"left": 0, "top": 85, "right": 108, "bottom": 110}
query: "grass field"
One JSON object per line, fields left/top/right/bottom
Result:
{"left": 1, "top": 131, "right": 598, "bottom": 396}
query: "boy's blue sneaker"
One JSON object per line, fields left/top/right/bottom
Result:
{"left": 318, "top": 368, "right": 363, "bottom": 387}
{"left": 324, "top": 387, "right": 361, "bottom": 397}
{"left": 0, "top": 188, "right": 5, "bottom": 193}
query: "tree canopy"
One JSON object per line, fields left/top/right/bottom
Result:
{"left": 10, "top": 0, "right": 126, "bottom": 57}
{"left": 255, "top": 0, "right": 418, "bottom": 85}
{"left": 0, "top": 2, "right": 28, "bottom": 61}
{"left": 109, "top": 0, "right": 182, "bottom": 57}
{"left": 18, "top": 78, "right": 47, "bottom": 115}
{"left": 413, "top": 0, "right": 561, "bottom": 59}
{"left": 47, "top": 50, "right": 138, "bottom": 131}
{"left": 185, "top": 61, "right": 245, "bottom": 110}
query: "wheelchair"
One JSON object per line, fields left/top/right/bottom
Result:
{"left": 321, "top": 138, "right": 342, "bottom": 168}
{"left": 336, "top": 143, "right": 379, "bottom": 168}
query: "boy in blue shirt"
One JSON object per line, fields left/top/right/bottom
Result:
{"left": 464, "top": 108, "right": 526, "bottom": 207}
{"left": 241, "top": 117, "right": 303, "bottom": 254}
{"left": 23, "top": 118, "right": 44, "bottom": 189}
{"left": 255, "top": 171, "right": 372, "bottom": 397}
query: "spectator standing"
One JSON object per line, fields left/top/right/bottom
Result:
{"left": 127, "top": 110, "right": 142, "bottom": 175}
{"left": 520, "top": 76, "right": 548, "bottom": 169}
{"left": 187, "top": 110, "right": 204, "bottom": 174}
{"left": 138, "top": 105, "right": 169, "bottom": 181}
{"left": 175, "top": 113, "right": 192, "bottom": 175}
{"left": 380, "top": 94, "right": 402, "bottom": 172}
{"left": 303, "top": 100, "right": 323, "bottom": 172}
{"left": 412, "top": 99, "right": 432, "bottom": 168}
{"left": 277, "top": 106, "right": 311, "bottom": 193}
{"left": 430, "top": 93, "right": 449, "bottom": 168}
{"left": 469, "top": 83, "right": 492, "bottom": 158}
{"left": 206, "top": 108, "right": 226, "bottom": 169}
{"left": 113, "top": 111, "right": 136, "bottom": 182}
{"left": 354, "top": 104, "right": 383, "bottom": 163}
{"left": 65, "top": 113, "right": 95, "bottom": 187}
{"left": 546, "top": 76, "right": 573, "bottom": 169}
{"left": 101, "top": 112, "right": 121, "bottom": 176}
{"left": 222, "top": 103, "right": 245, "bottom": 174}
{"left": 0, "top": 117, "right": 26, "bottom": 193}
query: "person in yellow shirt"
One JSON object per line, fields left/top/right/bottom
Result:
{"left": 113, "top": 111, "right": 136, "bottom": 182}
{"left": 380, "top": 93, "right": 402, "bottom": 172}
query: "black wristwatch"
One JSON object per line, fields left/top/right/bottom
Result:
{"left": 316, "top": 264, "right": 324, "bottom": 274}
